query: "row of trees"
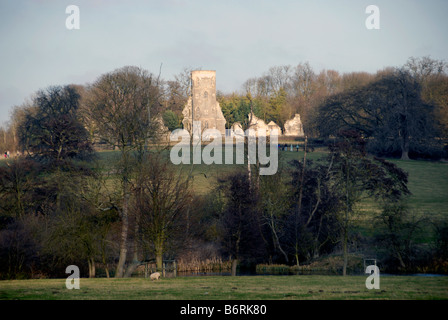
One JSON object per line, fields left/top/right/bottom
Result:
{"left": 1, "top": 57, "right": 447, "bottom": 279}
{"left": 217, "top": 130, "right": 419, "bottom": 275}
{"left": 2, "top": 56, "right": 447, "bottom": 160}
{"left": 0, "top": 67, "right": 197, "bottom": 279}
{"left": 5, "top": 120, "right": 443, "bottom": 278}
{"left": 316, "top": 64, "right": 448, "bottom": 160}
{"left": 216, "top": 56, "right": 448, "bottom": 160}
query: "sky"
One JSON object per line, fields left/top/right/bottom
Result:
{"left": 1, "top": 0, "right": 447, "bottom": 126}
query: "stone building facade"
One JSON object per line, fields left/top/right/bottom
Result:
{"left": 182, "top": 70, "right": 226, "bottom": 135}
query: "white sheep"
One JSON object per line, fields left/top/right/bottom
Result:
{"left": 150, "top": 272, "right": 161, "bottom": 281}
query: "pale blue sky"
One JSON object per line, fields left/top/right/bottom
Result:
{"left": 1, "top": 0, "right": 447, "bottom": 125}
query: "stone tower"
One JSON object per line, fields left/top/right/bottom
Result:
{"left": 182, "top": 70, "right": 226, "bottom": 135}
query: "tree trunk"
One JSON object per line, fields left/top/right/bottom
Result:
{"left": 400, "top": 113, "right": 410, "bottom": 160}
{"left": 401, "top": 149, "right": 409, "bottom": 160}
{"left": 115, "top": 180, "right": 129, "bottom": 278}
{"left": 155, "top": 237, "right": 164, "bottom": 272}
{"left": 343, "top": 158, "right": 350, "bottom": 276}
{"left": 124, "top": 209, "right": 141, "bottom": 278}
{"left": 100, "top": 232, "right": 110, "bottom": 278}
{"left": 401, "top": 132, "right": 410, "bottom": 160}
{"left": 156, "top": 253, "right": 163, "bottom": 272}
{"left": 396, "top": 251, "right": 406, "bottom": 269}
{"left": 270, "top": 219, "right": 289, "bottom": 263}
{"left": 342, "top": 203, "right": 349, "bottom": 276}
{"left": 231, "top": 259, "right": 238, "bottom": 276}
{"left": 104, "top": 262, "right": 110, "bottom": 278}
{"left": 88, "top": 257, "right": 96, "bottom": 278}
{"left": 342, "top": 225, "right": 348, "bottom": 276}
{"left": 294, "top": 137, "right": 308, "bottom": 267}
{"left": 295, "top": 252, "right": 300, "bottom": 267}
{"left": 232, "top": 223, "right": 241, "bottom": 276}
{"left": 124, "top": 260, "right": 139, "bottom": 277}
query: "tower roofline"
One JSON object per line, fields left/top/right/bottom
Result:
{"left": 191, "top": 70, "right": 216, "bottom": 73}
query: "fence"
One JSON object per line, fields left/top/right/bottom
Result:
{"left": 138, "top": 260, "right": 177, "bottom": 278}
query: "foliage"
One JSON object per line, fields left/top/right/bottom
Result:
{"left": 84, "top": 66, "right": 162, "bottom": 150}
{"left": 136, "top": 153, "right": 193, "bottom": 270}
{"left": 17, "top": 85, "right": 93, "bottom": 163}
{"left": 374, "top": 202, "right": 429, "bottom": 272}
{"left": 217, "top": 172, "right": 266, "bottom": 266}
{"left": 286, "top": 158, "right": 342, "bottom": 265}
{"left": 315, "top": 66, "right": 445, "bottom": 160}
{"left": 325, "top": 130, "right": 410, "bottom": 275}
{"left": 83, "top": 66, "right": 164, "bottom": 277}
{"left": 2, "top": 59, "right": 447, "bottom": 280}
{"left": 162, "top": 110, "right": 181, "bottom": 131}
{"left": 0, "top": 159, "right": 41, "bottom": 218}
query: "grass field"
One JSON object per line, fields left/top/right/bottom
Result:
{"left": 1, "top": 275, "right": 447, "bottom": 300}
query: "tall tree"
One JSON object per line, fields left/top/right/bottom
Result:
{"left": 374, "top": 69, "right": 437, "bottom": 160}
{"left": 425, "top": 75, "right": 448, "bottom": 139}
{"left": 287, "top": 156, "right": 343, "bottom": 265}
{"left": 17, "top": 85, "right": 93, "bottom": 163}
{"left": 316, "top": 68, "right": 440, "bottom": 159}
{"left": 136, "top": 154, "right": 192, "bottom": 272}
{"left": 14, "top": 85, "right": 95, "bottom": 215}
{"left": 327, "top": 130, "right": 410, "bottom": 275}
{"left": 404, "top": 56, "right": 447, "bottom": 89}
{"left": 218, "top": 172, "right": 264, "bottom": 275}
{"left": 404, "top": 57, "right": 448, "bottom": 142}
{"left": 164, "top": 67, "right": 196, "bottom": 117}
{"left": 84, "top": 66, "right": 162, "bottom": 277}
{"left": 259, "top": 168, "right": 290, "bottom": 263}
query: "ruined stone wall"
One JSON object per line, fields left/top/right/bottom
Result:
{"left": 284, "top": 114, "right": 305, "bottom": 136}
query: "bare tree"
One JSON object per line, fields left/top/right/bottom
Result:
{"left": 136, "top": 154, "right": 192, "bottom": 272}
{"left": 84, "top": 66, "right": 162, "bottom": 277}
{"left": 164, "top": 67, "right": 198, "bottom": 117}
{"left": 404, "top": 56, "right": 447, "bottom": 87}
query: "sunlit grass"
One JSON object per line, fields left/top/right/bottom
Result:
{"left": 1, "top": 275, "right": 447, "bottom": 300}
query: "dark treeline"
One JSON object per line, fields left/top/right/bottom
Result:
{"left": 1, "top": 58, "right": 448, "bottom": 279}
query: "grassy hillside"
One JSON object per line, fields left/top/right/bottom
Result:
{"left": 93, "top": 147, "right": 447, "bottom": 227}
{"left": 163, "top": 147, "right": 448, "bottom": 217}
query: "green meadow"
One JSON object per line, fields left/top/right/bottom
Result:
{"left": 1, "top": 275, "right": 447, "bottom": 300}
